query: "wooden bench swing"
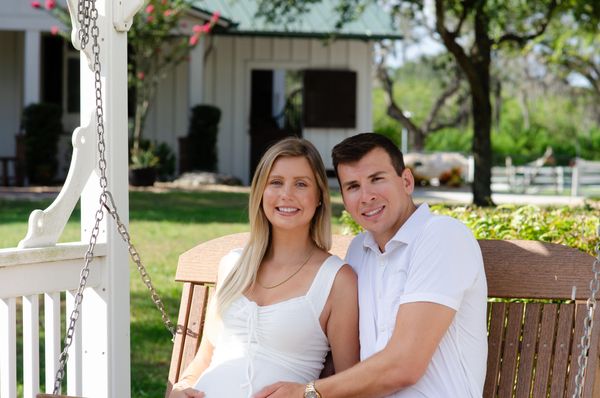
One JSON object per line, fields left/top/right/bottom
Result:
{"left": 35, "top": 0, "right": 599, "bottom": 395}
{"left": 165, "top": 232, "right": 600, "bottom": 398}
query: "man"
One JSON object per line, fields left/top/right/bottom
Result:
{"left": 256, "top": 133, "right": 488, "bottom": 398}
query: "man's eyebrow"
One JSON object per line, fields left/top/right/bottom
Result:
{"left": 368, "top": 171, "right": 387, "bottom": 179}
{"left": 341, "top": 179, "right": 359, "bottom": 189}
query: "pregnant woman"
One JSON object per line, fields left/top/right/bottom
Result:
{"left": 169, "top": 137, "right": 359, "bottom": 398}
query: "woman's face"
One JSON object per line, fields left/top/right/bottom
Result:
{"left": 262, "top": 156, "right": 321, "bottom": 234}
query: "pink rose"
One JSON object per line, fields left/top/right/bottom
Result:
{"left": 192, "top": 24, "right": 202, "bottom": 33}
{"left": 45, "top": 0, "right": 56, "bottom": 9}
{"left": 31, "top": 1, "right": 41, "bottom": 8}
{"left": 137, "top": 72, "right": 145, "bottom": 80}
{"left": 201, "top": 22, "right": 211, "bottom": 33}
{"left": 164, "top": 9, "right": 172, "bottom": 17}
{"left": 147, "top": 15, "right": 154, "bottom": 23}
{"left": 189, "top": 34, "right": 199, "bottom": 46}
{"left": 210, "top": 11, "right": 220, "bottom": 23}
{"left": 145, "top": 4, "right": 154, "bottom": 13}
{"left": 50, "top": 26, "right": 59, "bottom": 35}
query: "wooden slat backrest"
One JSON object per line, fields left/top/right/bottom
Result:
{"left": 167, "top": 234, "right": 600, "bottom": 397}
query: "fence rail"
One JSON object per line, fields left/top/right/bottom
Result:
{"left": 491, "top": 158, "right": 600, "bottom": 196}
{"left": 0, "top": 243, "right": 106, "bottom": 398}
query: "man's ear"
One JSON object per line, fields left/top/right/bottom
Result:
{"left": 401, "top": 168, "right": 415, "bottom": 194}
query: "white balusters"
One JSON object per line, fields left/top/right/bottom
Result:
{"left": 44, "top": 292, "right": 61, "bottom": 394}
{"left": 0, "top": 298, "right": 16, "bottom": 398}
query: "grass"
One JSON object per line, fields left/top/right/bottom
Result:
{"left": 0, "top": 189, "right": 346, "bottom": 397}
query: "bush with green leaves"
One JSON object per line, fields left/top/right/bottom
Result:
{"left": 21, "top": 103, "right": 64, "bottom": 185}
{"left": 340, "top": 203, "right": 599, "bottom": 255}
{"left": 187, "top": 104, "right": 221, "bottom": 172}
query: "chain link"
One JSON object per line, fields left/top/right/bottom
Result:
{"left": 572, "top": 226, "right": 600, "bottom": 398}
{"left": 52, "top": 1, "right": 174, "bottom": 393}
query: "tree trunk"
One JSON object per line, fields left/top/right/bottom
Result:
{"left": 411, "top": 130, "right": 425, "bottom": 151}
{"left": 471, "top": 88, "right": 493, "bottom": 206}
{"left": 470, "top": 5, "right": 494, "bottom": 206}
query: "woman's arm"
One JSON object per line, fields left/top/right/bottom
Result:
{"left": 325, "top": 264, "right": 360, "bottom": 372}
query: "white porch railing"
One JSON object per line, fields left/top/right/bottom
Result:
{"left": 0, "top": 0, "right": 143, "bottom": 397}
{"left": 0, "top": 243, "right": 105, "bottom": 397}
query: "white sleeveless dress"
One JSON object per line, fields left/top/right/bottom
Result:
{"left": 194, "top": 250, "right": 345, "bottom": 398}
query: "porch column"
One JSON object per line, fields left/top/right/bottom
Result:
{"left": 24, "top": 30, "right": 41, "bottom": 106}
{"left": 78, "top": 0, "right": 136, "bottom": 396}
{"left": 189, "top": 36, "right": 205, "bottom": 106}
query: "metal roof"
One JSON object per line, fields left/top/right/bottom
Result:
{"left": 193, "top": 0, "right": 403, "bottom": 40}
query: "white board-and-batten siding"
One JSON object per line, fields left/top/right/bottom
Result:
{"left": 146, "top": 36, "right": 373, "bottom": 184}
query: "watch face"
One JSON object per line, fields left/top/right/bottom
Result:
{"left": 305, "top": 392, "right": 319, "bottom": 398}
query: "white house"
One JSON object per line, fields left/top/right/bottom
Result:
{"left": 0, "top": 0, "right": 401, "bottom": 184}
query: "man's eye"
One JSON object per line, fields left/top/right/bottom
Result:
{"left": 346, "top": 184, "right": 358, "bottom": 191}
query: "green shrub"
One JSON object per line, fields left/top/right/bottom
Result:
{"left": 340, "top": 203, "right": 599, "bottom": 255}
{"left": 21, "top": 103, "right": 63, "bottom": 184}
{"left": 187, "top": 104, "right": 221, "bottom": 171}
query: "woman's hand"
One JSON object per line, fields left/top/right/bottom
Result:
{"left": 169, "top": 382, "right": 205, "bottom": 398}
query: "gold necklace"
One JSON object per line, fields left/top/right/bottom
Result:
{"left": 257, "top": 248, "right": 315, "bottom": 289}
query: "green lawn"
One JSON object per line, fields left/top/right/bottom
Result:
{"left": 0, "top": 189, "right": 345, "bottom": 397}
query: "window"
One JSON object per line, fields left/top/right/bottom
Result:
{"left": 303, "top": 70, "right": 356, "bottom": 128}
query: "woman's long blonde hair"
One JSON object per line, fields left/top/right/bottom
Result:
{"left": 216, "top": 137, "right": 331, "bottom": 315}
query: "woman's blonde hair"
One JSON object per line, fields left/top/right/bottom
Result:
{"left": 216, "top": 137, "right": 331, "bottom": 315}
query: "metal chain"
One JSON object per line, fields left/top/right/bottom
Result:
{"left": 52, "top": 0, "right": 174, "bottom": 393}
{"left": 573, "top": 226, "right": 600, "bottom": 398}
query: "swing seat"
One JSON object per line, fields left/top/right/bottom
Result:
{"left": 167, "top": 233, "right": 600, "bottom": 397}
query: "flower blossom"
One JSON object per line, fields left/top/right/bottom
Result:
{"left": 50, "top": 26, "right": 59, "bottom": 35}
{"left": 210, "top": 11, "right": 220, "bottom": 23}
{"left": 145, "top": 4, "right": 154, "bottom": 13}
{"left": 189, "top": 34, "right": 199, "bottom": 46}
{"left": 45, "top": 0, "right": 56, "bottom": 10}
{"left": 137, "top": 72, "right": 145, "bottom": 80}
{"left": 31, "top": 1, "right": 41, "bottom": 8}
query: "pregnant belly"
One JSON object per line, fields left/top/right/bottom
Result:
{"left": 194, "top": 357, "right": 310, "bottom": 398}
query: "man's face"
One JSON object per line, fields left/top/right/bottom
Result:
{"left": 337, "top": 147, "right": 416, "bottom": 250}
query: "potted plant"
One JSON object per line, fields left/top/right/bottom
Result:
{"left": 129, "top": 148, "right": 160, "bottom": 186}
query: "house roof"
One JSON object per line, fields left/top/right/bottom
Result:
{"left": 192, "top": 0, "right": 403, "bottom": 40}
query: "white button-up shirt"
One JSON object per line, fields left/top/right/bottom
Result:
{"left": 346, "top": 204, "right": 488, "bottom": 398}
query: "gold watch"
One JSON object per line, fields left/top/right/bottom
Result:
{"left": 304, "top": 381, "right": 322, "bottom": 398}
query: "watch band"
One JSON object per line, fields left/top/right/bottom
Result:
{"left": 304, "top": 380, "right": 322, "bottom": 398}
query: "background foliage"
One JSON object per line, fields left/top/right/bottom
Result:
{"left": 341, "top": 203, "right": 600, "bottom": 255}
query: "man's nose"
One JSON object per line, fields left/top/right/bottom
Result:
{"left": 360, "top": 187, "right": 376, "bottom": 203}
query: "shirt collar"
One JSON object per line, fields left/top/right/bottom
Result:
{"left": 362, "top": 203, "right": 432, "bottom": 253}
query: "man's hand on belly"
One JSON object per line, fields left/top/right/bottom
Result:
{"left": 253, "top": 381, "right": 304, "bottom": 398}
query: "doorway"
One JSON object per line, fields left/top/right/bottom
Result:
{"left": 249, "top": 69, "right": 302, "bottom": 180}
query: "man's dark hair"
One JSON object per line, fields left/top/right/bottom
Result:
{"left": 332, "top": 132, "right": 405, "bottom": 176}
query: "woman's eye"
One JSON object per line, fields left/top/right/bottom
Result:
{"left": 296, "top": 181, "right": 307, "bottom": 187}
{"left": 270, "top": 180, "right": 282, "bottom": 186}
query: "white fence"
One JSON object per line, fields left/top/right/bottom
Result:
{"left": 492, "top": 158, "right": 600, "bottom": 196}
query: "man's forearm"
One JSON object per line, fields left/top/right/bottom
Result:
{"left": 315, "top": 348, "right": 414, "bottom": 398}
